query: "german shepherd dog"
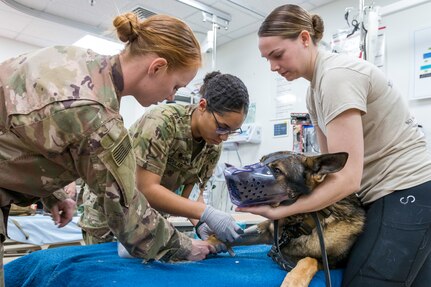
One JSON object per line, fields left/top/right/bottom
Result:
{"left": 210, "top": 151, "right": 365, "bottom": 287}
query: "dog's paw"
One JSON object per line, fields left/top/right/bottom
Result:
{"left": 281, "top": 277, "right": 308, "bottom": 287}
{"left": 280, "top": 257, "right": 318, "bottom": 287}
{"left": 206, "top": 235, "right": 233, "bottom": 255}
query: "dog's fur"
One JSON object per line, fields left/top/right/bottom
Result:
{"left": 210, "top": 151, "right": 365, "bottom": 287}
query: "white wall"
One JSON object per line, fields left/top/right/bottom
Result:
{"left": 119, "top": 96, "right": 148, "bottom": 129}
{"left": 0, "top": 36, "right": 40, "bottom": 61}
{"left": 318, "top": 0, "right": 431, "bottom": 146}
{"left": 213, "top": 0, "right": 431, "bottom": 169}
{"left": 381, "top": 1, "right": 431, "bottom": 148}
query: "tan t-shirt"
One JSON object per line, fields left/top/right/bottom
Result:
{"left": 307, "top": 51, "right": 431, "bottom": 204}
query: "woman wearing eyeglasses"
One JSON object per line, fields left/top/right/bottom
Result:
{"left": 80, "top": 71, "right": 250, "bottom": 247}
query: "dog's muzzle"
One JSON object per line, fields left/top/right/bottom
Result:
{"left": 224, "top": 160, "right": 290, "bottom": 207}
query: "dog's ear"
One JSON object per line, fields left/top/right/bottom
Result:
{"left": 304, "top": 152, "right": 349, "bottom": 183}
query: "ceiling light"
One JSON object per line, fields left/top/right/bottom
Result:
{"left": 73, "top": 35, "right": 124, "bottom": 55}
{"left": 176, "top": 0, "right": 231, "bottom": 28}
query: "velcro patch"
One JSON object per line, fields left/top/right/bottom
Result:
{"left": 112, "top": 135, "right": 132, "bottom": 166}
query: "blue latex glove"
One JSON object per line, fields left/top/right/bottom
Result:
{"left": 200, "top": 205, "right": 244, "bottom": 242}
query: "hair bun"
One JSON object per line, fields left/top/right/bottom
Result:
{"left": 113, "top": 12, "right": 139, "bottom": 43}
{"left": 311, "top": 14, "right": 324, "bottom": 42}
{"left": 203, "top": 71, "right": 221, "bottom": 84}
{"left": 199, "top": 71, "right": 221, "bottom": 96}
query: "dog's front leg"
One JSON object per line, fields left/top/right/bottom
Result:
{"left": 230, "top": 221, "right": 273, "bottom": 246}
{"left": 280, "top": 257, "right": 318, "bottom": 287}
{"left": 206, "top": 220, "right": 274, "bottom": 252}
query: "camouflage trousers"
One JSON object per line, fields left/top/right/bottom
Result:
{"left": 79, "top": 185, "right": 115, "bottom": 245}
{"left": 81, "top": 229, "right": 115, "bottom": 245}
{"left": 79, "top": 185, "right": 170, "bottom": 245}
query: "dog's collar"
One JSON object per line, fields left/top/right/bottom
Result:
{"left": 269, "top": 208, "right": 334, "bottom": 286}
{"left": 269, "top": 208, "right": 332, "bottom": 273}
{"left": 278, "top": 208, "right": 332, "bottom": 247}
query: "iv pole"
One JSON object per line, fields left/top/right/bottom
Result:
{"left": 208, "top": 14, "right": 219, "bottom": 70}
{"left": 358, "top": 0, "right": 366, "bottom": 58}
{"left": 176, "top": 0, "right": 230, "bottom": 70}
{"left": 212, "top": 17, "right": 218, "bottom": 70}
{"left": 175, "top": 0, "right": 230, "bottom": 103}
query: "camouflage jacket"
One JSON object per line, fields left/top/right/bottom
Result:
{"left": 129, "top": 104, "right": 221, "bottom": 194}
{"left": 0, "top": 46, "right": 191, "bottom": 261}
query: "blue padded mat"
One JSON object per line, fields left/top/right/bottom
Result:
{"left": 5, "top": 242, "right": 343, "bottom": 287}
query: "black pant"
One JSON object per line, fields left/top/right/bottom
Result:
{"left": 342, "top": 181, "right": 431, "bottom": 286}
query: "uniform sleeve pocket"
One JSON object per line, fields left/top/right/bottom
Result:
{"left": 97, "top": 122, "right": 136, "bottom": 208}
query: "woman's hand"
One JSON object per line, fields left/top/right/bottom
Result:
{"left": 186, "top": 239, "right": 217, "bottom": 261}
{"left": 235, "top": 205, "right": 289, "bottom": 220}
{"left": 50, "top": 198, "right": 77, "bottom": 227}
{"left": 63, "top": 181, "right": 77, "bottom": 199}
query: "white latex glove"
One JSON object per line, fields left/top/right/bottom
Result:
{"left": 200, "top": 205, "right": 243, "bottom": 242}
{"left": 195, "top": 222, "right": 228, "bottom": 253}
{"left": 117, "top": 242, "right": 134, "bottom": 258}
{"left": 195, "top": 222, "right": 212, "bottom": 240}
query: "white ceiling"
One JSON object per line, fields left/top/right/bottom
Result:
{"left": 0, "top": 0, "right": 339, "bottom": 48}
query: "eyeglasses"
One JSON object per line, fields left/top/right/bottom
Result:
{"left": 211, "top": 111, "right": 243, "bottom": 136}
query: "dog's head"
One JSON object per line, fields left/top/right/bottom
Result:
{"left": 261, "top": 151, "right": 348, "bottom": 205}
{"left": 224, "top": 151, "right": 348, "bottom": 207}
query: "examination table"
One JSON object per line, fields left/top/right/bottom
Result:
{"left": 5, "top": 242, "right": 343, "bottom": 287}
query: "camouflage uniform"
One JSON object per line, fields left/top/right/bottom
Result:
{"left": 80, "top": 104, "right": 221, "bottom": 243}
{"left": 0, "top": 46, "right": 192, "bottom": 285}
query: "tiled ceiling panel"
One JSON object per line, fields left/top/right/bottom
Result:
{"left": 0, "top": 0, "right": 340, "bottom": 48}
